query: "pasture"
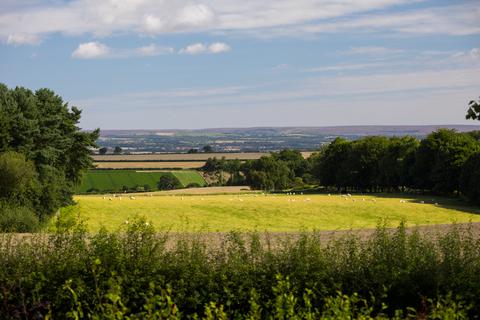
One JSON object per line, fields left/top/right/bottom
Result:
{"left": 70, "top": 193, "right": 480, "bottom": 232}
{"left": 77, "top": 170, "right": 206, "bottom": 193}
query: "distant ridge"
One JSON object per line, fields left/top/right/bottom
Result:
{"left": 100, "top": 125, "right": 480, "bottom": 136}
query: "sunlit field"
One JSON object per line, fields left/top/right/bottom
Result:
{"left": 70, "top": 192, "right": 480, "bottom": 232}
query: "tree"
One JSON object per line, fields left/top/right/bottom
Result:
{"left": 460, "top": 152, "right": 480, "bottom": 204}
{"left": 0, "top": 83, "right": 99, "bottom": 220}
{"left": 113, "top": 146, "right": 122, "bottom": 154}
{"left": 99, "top": 147, "right": 108, "bottom": 155}
{"left": 157, "top": 175, "right": 181, "bottom": 190}
{"left": 0, "top": 151, "right": 38, "bottom": 202}
{"left": 466, "top": 97, "right": 480, "bottom": 120}
{"left": 202, "top": 145, "right": 213, "bottom": 153}
{"left": 187, "top": 148, "right": 198, "bottom": 154}
{"left": 412, "top": 129, "right": 480, "bottom": 193}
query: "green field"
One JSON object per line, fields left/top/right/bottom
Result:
{"left": 68, "top": 193, "right": 480, "bottom": 232}
{"left": 77, "top": 170, "right": 206, "bottom": 193}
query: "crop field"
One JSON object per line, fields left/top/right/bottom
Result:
{"left": 70, "top": 193, "right": 480, "bottom": 232}
{"left": 93, "top": 161, "right": 205, "bottom": 169}
{"left": 77, "top": 170, "right": 206, "bottom": 193}
{"left": 92, "top": 151, "right": 312, "bottom": 162}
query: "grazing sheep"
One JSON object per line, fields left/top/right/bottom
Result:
{"left": 421, "top": 201, "right": 425, "bottom": 204}
{"left": 130, "top": 196, "right": 136, "bottom": 200}
{"left": 108, "top": 197, "right": 112, "bottom": 201}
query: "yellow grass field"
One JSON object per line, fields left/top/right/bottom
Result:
{"left": 69, "top": 192, "right": 480, "bottom": 232}
{"left": 93, "top": 161, "right": 205, "bottom": 169}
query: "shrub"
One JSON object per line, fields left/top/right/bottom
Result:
{"left": 0, "top": 203, "right": 39, "bottom": 232}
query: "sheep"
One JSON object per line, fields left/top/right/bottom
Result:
{"left": 130, "top": 196, "right": 136, "bottom": 200}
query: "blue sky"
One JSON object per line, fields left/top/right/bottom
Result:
{"left": 0, "top": 0, "right": 479, "bottom": 129}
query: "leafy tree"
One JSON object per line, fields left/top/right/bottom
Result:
{"left": 202, "top": 145, "right": 213, "bottom": 153}
{"left": 272, "top": 149, "right": 308, "bottom": 177}
{"left": 157, "top": 175, "right": 181, "bottom": 190}
{"left": 99, "top": 147, "right": 108, "bottom": 155}
{"left": 113, "top": 146, "right": 122, "bottom": 154}
{"left": 244, "top": 156, "right": 291, "bottom": 191}
{"left": 466, "top": 97, "right": 480, "bottom": 120}
{"left": 187, "top": 148, "right": 198, "bottom": 154}
{"left": 460, "top": 152, "right": 480, "bottom": 204}
{"left": 0, "top": 83, "right": 99, "bottom": 221}
{"left": 310, "top": 138, "right": 351, "bottom": 190}
{"left": 412, "top": 129, "right": 480, "bottom": 193}
{"left": 378, "top": 136, "right": 419, "bottom": 190}
{"left": 0, "top": 151, "right": 39, "bottom": 203}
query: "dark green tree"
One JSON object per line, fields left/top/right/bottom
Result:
{"left": 0, "top": 83, "right": 99, "bottom": 220}
{"left": 202, "top": 145, "right": 213, "bottom": 153}
{"left": 99, "top": 147, "right": 108, "bottom": 155}
{"left": 157, "top": 175, "right": 181, "bottom": 190}
{"left": 113, "top": 146, "right": 122, "bottom": 154}
{"left": 466, "top": 97, "right": 480, "bottom": 120}
{"left": 412, "top": 129, "right": 480, "bottom": 193}
{"left": 460, "top": 152, "right": 480, "bottom": 204}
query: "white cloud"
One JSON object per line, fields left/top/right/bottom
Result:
{"left": 208, "top": 42, "right": 230, "bottom": 53}
{"left": 6, "top": 33, "right": 41, "bottom": 46}
{"left": 346, "top": 46, "right": 404, "bottom": 55}
{"left": 1, "top": 1, "right": 478, "bottom": 44}
{"left": 179, "top": 42, "right": 231, "bottom": 54}
{"left": 180, "top": 43, "right": 207, "bottom": 55}
{"left": 307, "top": 62, "right": 387, "bottom": 73}
{"left": 72, "top": 42, "right": 174, "bottom": 59}
{"left": 72, "top": 41, "right": 110, "bottom": 59}
{"left": 136, "top": 44, "right": 174, "bottom": 56}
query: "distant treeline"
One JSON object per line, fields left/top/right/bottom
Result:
{"left": 203, "top": 129, "right": 480, "bottom": 203}
{"left": 0, "top": 84, "right": 98, "bottom": 231}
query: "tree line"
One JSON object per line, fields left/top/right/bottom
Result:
{"left": 0, "top": 84, "right": 98, "bottom": 231}
{"left": 203, "top": 129, "right": 480, "bottom": 203}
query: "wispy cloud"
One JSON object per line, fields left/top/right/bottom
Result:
{"left": 179, "top": 42, "right": 231, "bottom": 54}
{"left": 1, "top": 1, "right": 478, "bottom": 45}
{"left": 345, "top": 46, "right": 405, "bottom": 56}
{"left": 71, "top": 42, "right": 174, "bottom": 59}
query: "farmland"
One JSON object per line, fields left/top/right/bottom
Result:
{"left": 92, "top": 152, "right": 312, "bottom": 161}
{"left": 70, "top": 193, "right": 480, "bottom": 232}
{"left": 93, "top": 161, "right": 205, "bottom": 169}
{"left": 77, "top": 170, "right": 206, "bottom": 193}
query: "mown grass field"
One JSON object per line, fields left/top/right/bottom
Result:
{"left": 77, "top": 170, "right": 206, "bottom": 193}
{"left": 70, "top": 193, "right": 480, "bottom": 232}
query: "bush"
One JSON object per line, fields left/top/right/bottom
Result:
{"left": 0, "top": 221, "right": 479, "bottom": 318}
{"left": 186, "top": 182, "right": 201, "bottom": 188}
{"left": 0, "top": 203, "right": 39, "bottom": 232}
{"left": 157, "top": 174, "right": 181, "bottom": 190}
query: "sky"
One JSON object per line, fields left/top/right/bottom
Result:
{"left": 0, "top": 0, "right": 479, "bottom": 130}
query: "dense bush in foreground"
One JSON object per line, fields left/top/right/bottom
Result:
{"left": 1, "top": 218, "right": 479, "bottom": 319}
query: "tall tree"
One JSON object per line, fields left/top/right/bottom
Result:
{"left": 0, "top": 83, "right": 99, "bottom": 219}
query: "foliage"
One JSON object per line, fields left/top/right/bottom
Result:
{"left": 0, "top": 202, "right": 39, "bottom": 232}
{"left": 158, "top": 174, "right": 182, "bottom": 190}
{"left": 0, "top": 220, "right": 478, "bottom": 318}
{"left": 0, "top": 83, "right": 99, "bottom": 226}
{"left": 460, "top": 152, "right": 480, "bottom": 204}
{"left": 99, "top": 147, "right": 108, "bottom": 155}
{"left": 113, "top": 146, "right": 122, "bottom": 154}
{"left": 465, "top": 96, "right": 480, "bottom": 120}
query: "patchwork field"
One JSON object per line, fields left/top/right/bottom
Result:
{"left": 92, "top": 152, "right": 312, "bottom": 162}
{"left": 77, "top": 170, "right": 206, "bottom": 193}
{"left": 69, "top": 193, "right": 480, "bottom": 232}
{"left": 93, "top": 161, "right": 205, "bottom": 169}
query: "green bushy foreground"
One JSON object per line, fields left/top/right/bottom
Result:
{"left": 1, "top": 219, "right": 479, "bottom": 319}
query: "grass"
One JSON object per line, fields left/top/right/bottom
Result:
{"left": 70, "top": 193, "right": 480, "bottom": 232}
{"left": 77, "top": 170, "right": 206, "bottom": 193}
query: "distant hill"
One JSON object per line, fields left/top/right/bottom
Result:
{"left": 96, "top": 125, "right": 480, "bottom": 153}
